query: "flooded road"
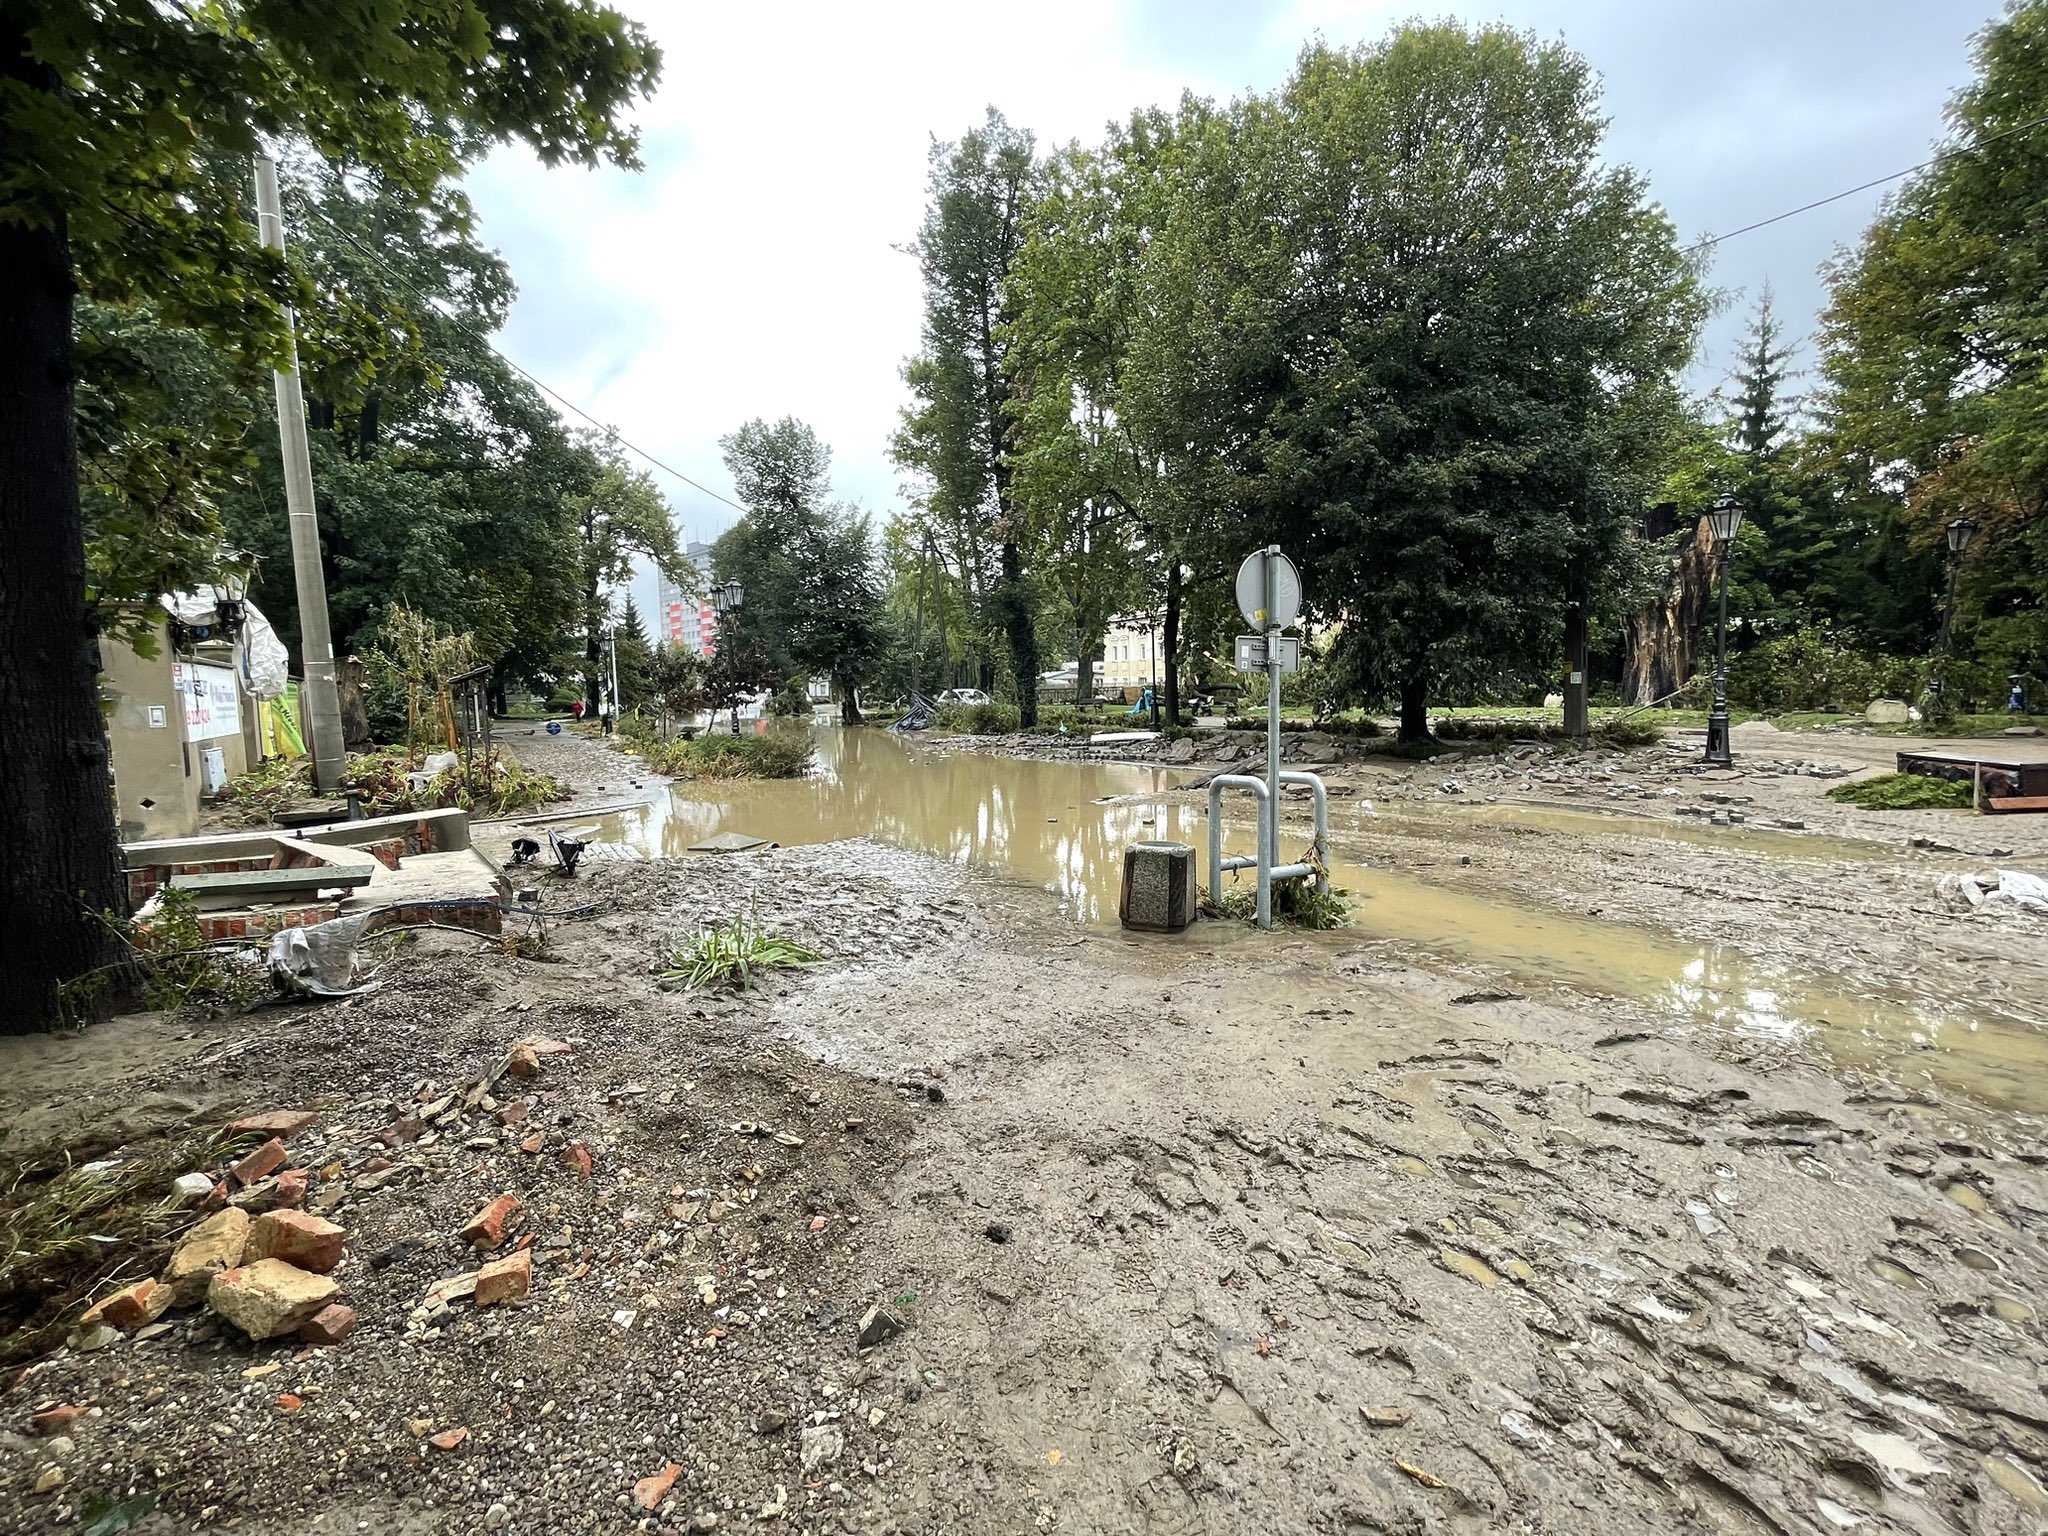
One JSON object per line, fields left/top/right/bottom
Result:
{"left": 586, "top": 728, "right": 2048, "bottom": 1110}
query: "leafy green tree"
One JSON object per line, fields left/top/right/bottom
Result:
{"left": 646, "top": 642, "right": 706, "bottom": 730}
{"left": 893, "top": 109, "right": 1045, "bottom": 722}
{"left": 1136, "top": 30, "right": 1703, "bottom": 739}
{"left": 573, "top": 444, "right": 685, "bottom": 714}
{"left": 0, "top": 0, "right": 659, "bottom": 1027}
{"left": 1818, "top": 0, "right": 2048, "bottom": 703}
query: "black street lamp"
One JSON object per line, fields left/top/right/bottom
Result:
{"left": 1929, "top": 517, "right": 1978, "bottom": 716}
{"left": 1702, "top": 494, "right": 1746, "bottom": 769}
{"left": 711, "top": 578, "right": 745, "bottom": 734}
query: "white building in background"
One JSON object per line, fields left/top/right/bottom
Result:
{"left": 1099, "top": 613, "right": 1161, "bottom": 698}
{"left": 658, "top": 540, "right": 720, "bottom": 657}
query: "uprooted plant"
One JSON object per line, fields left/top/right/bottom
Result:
{"left": 658, "top": 913, "right": 822, "bottom": 991}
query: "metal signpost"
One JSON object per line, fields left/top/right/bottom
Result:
{"left": 1207, "top": 546, "right": 1326, "bottom": 928}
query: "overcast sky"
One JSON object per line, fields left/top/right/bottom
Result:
{"left": 459, "top": 0, "right": 1996, "bottom": 617}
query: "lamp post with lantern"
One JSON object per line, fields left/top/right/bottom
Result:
{"left": 1701, "top": 494, "right": 1746, "bottom": 769}
{"left": 1928, "top": 517, "right": 1978, "bottom": 717}
{"left": 711, "top": 578, "right": 745, "bottom": 735}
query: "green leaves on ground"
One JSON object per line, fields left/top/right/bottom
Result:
{"left": 1826, "top": 774, "right": 1974, "bottom": 811}
{"left": 659, "top": 915, "right": 821, "bottom": 991}
{"left": 632, "top": 732, "right": 814, "bottom": 782}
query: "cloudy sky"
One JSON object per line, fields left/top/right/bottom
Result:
{"left": 460, "top": 0, "right": 1997, "bottom": 613}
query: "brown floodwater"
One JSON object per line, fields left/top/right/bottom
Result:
{"left": 592, "top": 728, "right": 2048, "bottom": 1110}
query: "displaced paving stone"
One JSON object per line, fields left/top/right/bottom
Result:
{"left": 227, "top": 1110, "right": 319, "bottom": 1139}
{"left": 207, "top": 1259, "right": 340, "bottom": 1340}
{"left": 79, "top": 1279, "right": 170, "bottom": 1332}
{"left": 633, "top": 1460, "right": 683, "bottom": 1510}
{"left": 230, "top": 1138, "right": 289, "bottom": 1187}
{"left": 560, "top": 1141, "right": 593, "bottom": 1178}
{"left": 475, "top": 1248, "right": 532, "bottom": 1305}
{"left": 857, "top": 1301, "right": 905, "bottom": 1349}
{"left": 247, "top": 1210, "right": 346, "bottom": 1275}
{"left": 164, "top": 1207, "right": 251, "bottom": 1305}
{"left": 298, "top": 1303, "right": 358, "bottom": 1346}
{"left": 461, "top": 1193, "right": 523, "bottom": 1251}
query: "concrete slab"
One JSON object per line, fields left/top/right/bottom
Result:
{"left": 688, "top": 832, "right": 776, "bottom": 854}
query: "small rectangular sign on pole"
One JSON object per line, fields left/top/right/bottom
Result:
{"left": 1234, "top": 635, "right": 1300, "bottom": 674}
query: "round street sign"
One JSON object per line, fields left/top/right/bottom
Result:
{"left": 1234, "top": 548, "right": 1302, "bottom": 631}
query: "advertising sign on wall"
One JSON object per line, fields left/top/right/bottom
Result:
{"left": 171, "top": 660, "right": 241, "bottom": 742}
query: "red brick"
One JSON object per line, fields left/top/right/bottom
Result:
{"left": 231, "top": 1138, "right": 288, "bottom": 1187}
{"left": 520, "top": 1132, "right": 544, "bottom": 1154}
{"left": 428, "top": 1426, "right": 470, "bottom": 1452}
{"left": 276, "top": 1392, "right": 303, "bottom": 1413}
{"left": 247, "top": 1209, "right": 346, "bottom": 1274}
{"left": 633, "top": 1461, "right": 683, "bottom": 1511}
{"left": 475, "top": 1248, "right": 531, "bottom": 1305}
{"left": 496, "top": 1098, "right": 530, "bottom": 1126}
{"left": 272, "top": 1168, "right": 309, "bottom": 1209}
{"left": 297, "top": 1302, "right": 357, "bottom": 1346}
{"left": 227, "top": 1110, "right": 319, "bottom": 1139}
{"left": 30, "top": 1405, "right": 86, "bottom": 1435}
{"left": 366, "top": 838, "right": 405, "bottom": 870}
{"left": 559, "top": 1141, "right": 592, "bottom": 1178}
{"left": 80, "top": 1278, "right": 168, "bottom": 1331}
{"left": 461, "top": 1193, "right": 522, "bottom": 1251}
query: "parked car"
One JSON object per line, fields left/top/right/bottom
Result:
{"left": 935, "top": 687, "right": 993, "bottom": 706}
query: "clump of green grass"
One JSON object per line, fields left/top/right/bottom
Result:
{"left": 1203, "top": 872, "right": 1351, "bottom": 930}
{"left": 659, "top": 914, "right": 822, "bottom": 990}
{"left": 640, "top": 731, "right": 813, "bottom": 780}
{"left": 1827, "top": 773, "right": 1974, "bottom": 810}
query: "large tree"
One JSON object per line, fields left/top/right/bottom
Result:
{"left": 1135, "top": 31, "right": 1704, "bottom": 739}
{"left": 1818, "top": 0, "right": 2048, "bottom": 703}
{"left": 0, "top": 1, "right": 658, "bottom": 1028}
{"left": 893, "top": 110, "right": 1045, "bottom": 723}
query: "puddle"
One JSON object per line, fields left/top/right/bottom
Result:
{"left": 602, "top": 728, "right": 2048, "bottom": 1111}
{"left": 1361, "top": 799, "right": 1893, "bottom": 862}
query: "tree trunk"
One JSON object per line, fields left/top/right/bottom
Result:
{"left": 1162, "top": 563, "right": 1182, "bottom": 726}
{"left": 0, "top": 93, "right": 129, "bottom": 1029}
{"left": 838, "top": 676, "right": 862, "bottom": 726}
{"left": 1397, "top": 672, "right": 1431, "bottom": 743}
{"left": 1622, "top": 517, "right": 1717, "bottom": 705}
{"left": 999, "top": 540, "right": 1037, "bottom": 727}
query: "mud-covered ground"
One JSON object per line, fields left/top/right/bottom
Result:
{"left": 6, "top": 724, "right": 2047, "bottom": 1535}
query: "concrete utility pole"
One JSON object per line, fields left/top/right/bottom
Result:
{"left": 252, "top": 155, "right": 347, "bottom": 793}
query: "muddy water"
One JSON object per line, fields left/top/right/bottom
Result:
{"left": 604, "top": 728, "right": 2048, "bottom": 1109}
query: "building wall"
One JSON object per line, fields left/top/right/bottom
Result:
{"left": 104, "top": 625, "right": 254, "bottom": 843}
{"left": 1099, "top": 616, "right": 1162, "bottom": 696}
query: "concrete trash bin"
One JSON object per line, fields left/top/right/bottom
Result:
{"left": 1120, "top": 840, "right": 1197, "bottom": 933}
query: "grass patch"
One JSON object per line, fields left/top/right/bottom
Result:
{"left": 1204, "top": 871, "right": 1351, "bottom": 929}
{"left": 215, "top": 748, "right": 569, "bottom": 825}
{"left": 1223, "top": 716, "right": 1384, "bottom": 738}
{"left": 1826, "top": 773, "right": 1974, "bottom": 810}
{"left": 659, "top": 914, "right": 822, "bottom": 990}
{"left": 639, "top": 731, "right": 813, "bottom": 780}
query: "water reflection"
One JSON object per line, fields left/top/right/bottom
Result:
{"left": 596, "top": 728, "right": 2046, "bottom": 1111}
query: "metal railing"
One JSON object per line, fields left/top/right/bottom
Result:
{"left": 1207, "top": 770, "right": 1329, "bottom": 928}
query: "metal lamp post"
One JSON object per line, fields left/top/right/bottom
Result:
{"left": 1929, "top": 517, "right": 1978, "bottom": 715}
{"left": 1701, "top": 494, "right": 1746, "bottom": 768}
{"left": 711, "top": 578, "right": 745, "bottom": 734}
{"left": 1147, "top": 614, "right": 1160, "bottom": 730}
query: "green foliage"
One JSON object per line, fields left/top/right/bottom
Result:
{"left": 1725, "top": 626, "right": 1923, "bottom": 713}
{"left": 132, "top": 888, "right": 270, "bottom": 1016}
{"left": 933, "top": 701, "right": 1022, "bottom": 734}
{"left": 1430, "top": 715, "right": 1664, "bottom": 749}
{"left": 659, "top": 914, "right": 821, "bottom": 992}
{"left": 216, "top": 747, "right": 567, "bottom": 824}
{"left": 1205, "top": 874, "right": 1351, "bottom": 930}
{"left": 637, "top": 733, "right": 813, "bottom": 781}
{"left": 645, "top": 645, "right": 706, "bottom": 722}
{"left": 360, "top": 604, "right": 476, "bottom": 753}
{"left": 613, "top": 595, "right": 654, "bottom": 711}
{"left": 1826, "top": 774, "right": 1973, "bottom": 811}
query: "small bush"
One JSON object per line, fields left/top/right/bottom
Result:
{"left": 640, "top": 731, "right": 813, "bottom": 780}
{"left": 1204, "top": 872, "right": 1351, "bottom": 929}
{"left": 214, "top": 747, "right": 568, "bottom": 825}
{"left": 1727, "top": 626, "right": 1924, "bottom": 713}
{"left": 1826, "top": 773, "right": 1974, "bottom": 810}
{"left": 933, "top": 701, "right": 1021, "bottom": 734}
{"left": 659, "top": 914, "right": 821, "bottom": 990}
{"left": 1427, "top": 715, "right": 1663, "bottom": 750}
{"left": 1223, "top": 716, "right": 1383, "bottom": 738}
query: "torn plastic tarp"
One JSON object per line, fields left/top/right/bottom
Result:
{"left": 1937, "top": 868, "right": 2048, "bottom": 915}
{"left": 268, "top": 911, "right": 383, "bottom": 996}
{"left": 162, "top": 585, "right": 291, "bottom": 699}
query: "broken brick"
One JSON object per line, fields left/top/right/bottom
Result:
{"left": 496, "top": 1099, "right": 530, "bottom": 1126}
{"left": 520, "top": 1133, "right": 544, "bottom": 1155}
{"left": 501, "top": 1044, "right": 541, "bottom": 1079}
{"left": 29, "top": 1405, "right": 87, "bottom": 1436}
{"left": 230, "top": 1138, "right": 288, "bottom": 1187}
{"left": 298, "top": 1303, "right": 358, "bottom": 1346}
{"left": 207, "top": 1259, "right": 339, "bottom": 1340}
{"left": 276, "top": 1393, "right": 303, "bottom": 1413}
{"left": 633, "top": 1461, "right": 683, "bottom": 1511}
{"left": 163, "top": 1206, "right": 251, "bottom": 1304}
{"left": 247, "top": 1210, "right": 346, "bottom": 1275}
{"left": 272, "top": 1168, "right": 310, "bottom": 1209}
{"left": 428, "top": 1426, "right": 470, "bottom": 1452}
{"left": 227, "top": 1111, "right": 318, "bottom": 1140}
{"left": 560, "top": 1142, "right": 592, "bottom": 1178}
{"left": 461, "top": 1194, "right": 522, "bottom": 1251}
{"left": 80, "top": 1279, "right": 170, "bottom": 1332}
{"left": 475, "top": 1248, "right": 532, "bottom": 1306}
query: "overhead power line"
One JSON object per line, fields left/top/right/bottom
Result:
{"left": 295, "top": 198, "right": 750, "bottom": 519}
{"left": 1691, "top": 110, "right": 2048, "bottom": 250}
